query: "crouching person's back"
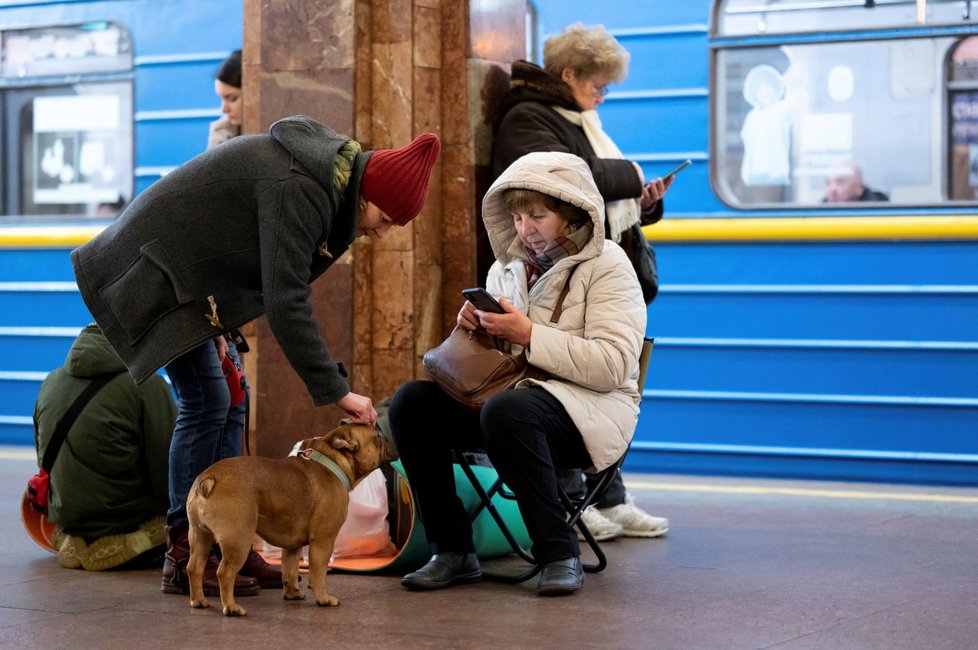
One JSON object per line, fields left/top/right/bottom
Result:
{"left": 33, "top": 323, "right": 177, "bottom": 570}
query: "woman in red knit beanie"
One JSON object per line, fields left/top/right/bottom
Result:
{"left": 71, "top": 115, "right": 439, "bottom": 598}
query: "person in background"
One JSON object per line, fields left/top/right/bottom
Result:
{"left": 34, "top": 324, "right": 176, "bottom": 571}
{"left": 491, "top": 22, "right": 670, "bottom": 542}
{"left": 391, "top": 151, "right": 646, "bottom": 596}
{"left": 209, "top": 49, "right": 242, "bottom": 149}
{"left": 824, "top": 160, "right": 889, "bottom": 203}
{"left": 71, "top": 115, "right": 441, "bottom": 597}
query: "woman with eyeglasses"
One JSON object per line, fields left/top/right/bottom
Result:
{"left": 491, "top": 22, "right": 672, "bottom": 543}
{"left": 493, "top": 23, "right": 673, "bottom": 239}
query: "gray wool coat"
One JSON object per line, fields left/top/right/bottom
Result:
{"left": 71, "top": 116, "right": 369, "bottom": 406}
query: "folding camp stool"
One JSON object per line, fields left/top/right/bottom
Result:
{"left": 454, "top": 337, "right": 654, "bottom": 583}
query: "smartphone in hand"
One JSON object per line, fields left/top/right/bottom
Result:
{"left": 661, "top": 159, "right": 692, "bottom": 178}
{"left": 461, "top": 288, "right": 506, "bottom": 314}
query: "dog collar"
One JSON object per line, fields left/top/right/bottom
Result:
{"left": 294, "top": 448, "right": 352, "bottom": 491}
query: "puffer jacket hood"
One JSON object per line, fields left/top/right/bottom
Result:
{"left": 482, "top": 151, "right": 606, "bottom": 266}
{"left": 481, "top": 152, "right": 646, "bottom": 472}
{"left": 64, "top": 324, "right": 127, "bottom": 379}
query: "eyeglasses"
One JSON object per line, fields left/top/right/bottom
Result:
{"left": 592, "top": 82, "right": 610, "bottom": 97}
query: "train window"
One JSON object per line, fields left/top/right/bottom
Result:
{"left": 712, "top": 0, "right": 978, "bottom": 208}
{"left": 717, "top": 0, "right": 977, "bottom": 37}
{"left": 948, "top": 36, "right": 978, "bottom": 199}
{"left": 0, "top": 22, "right": 133, "bottom": 220}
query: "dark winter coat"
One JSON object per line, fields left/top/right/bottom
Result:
{"left": 33, "top": 324, "right": 176, "bottom": 538}
{"left": 491, "top": 60, "right": 663, "bottom": 224}
{"left": 71, "top": 116, "right": 369, "bottom": 405}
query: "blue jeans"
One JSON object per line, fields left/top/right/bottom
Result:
{"left": 164, "top": 339, "right": 248, "bottom": 526}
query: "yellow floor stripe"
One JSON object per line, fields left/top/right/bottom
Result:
{"left": 626, "top": 481, "right": 978, "bottom": 504}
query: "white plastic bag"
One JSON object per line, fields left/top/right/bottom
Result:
{"left": 331, "top": 468, "right": 397, "bottom": 560}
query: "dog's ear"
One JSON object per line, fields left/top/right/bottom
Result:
{"left": 329, "top": 429, "right": 361, "bottom": 453}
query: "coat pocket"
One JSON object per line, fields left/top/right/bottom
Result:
{"left": 99, "top": 240, "right": 193, "bottom": 344}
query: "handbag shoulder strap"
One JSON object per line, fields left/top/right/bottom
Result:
{"left": 549, "top": 268, "right": 576, "bottom": 324}
{"left": 40, "top": 372, "right": 119, "bottom": 473}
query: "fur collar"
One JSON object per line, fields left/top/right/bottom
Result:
{"left": 508, "top": 60, "right": 579, "bottom": 111}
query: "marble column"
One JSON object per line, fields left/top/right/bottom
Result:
{"left": 241, "top": 0, "right": 525, "bottom": 458}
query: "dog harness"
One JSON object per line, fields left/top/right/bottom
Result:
{"left": 290, "top": 447, "right": 352, "bottom": 491}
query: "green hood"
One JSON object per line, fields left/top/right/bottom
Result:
{"left": 64, "top": 324, "right": 127, "bottom": 379}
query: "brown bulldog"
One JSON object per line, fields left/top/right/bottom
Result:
{"left": 186, "top": 423, "right": 395, "bottom": 616}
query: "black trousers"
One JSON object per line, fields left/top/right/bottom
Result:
{"left": 389, "top": 380, "right": 593, "bottom": 565}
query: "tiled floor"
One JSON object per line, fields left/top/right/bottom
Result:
{"left": 2, "top": 446, "right": 977, "bottom": 649}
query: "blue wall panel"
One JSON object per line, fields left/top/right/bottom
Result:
{"left": 651, "top": 292, "right": 978, "bottom": 340}
{"left": 0, "top": 291, "right": 92, "bottom": 326}
{"left": 0, "top": 249, "right": 76, "bottom": 282}
{"left": 0, "top": 422, "right": 34, "bottom": 448}
{"left": 135, "top": 118, "right": 215, "bottom": 167}
{"left": 638, "top": 163, "right": 718, "bottom": 213}
{"left": 601, "top": 96, "right": 709, "bottom": 154}
{"left": 613, "top": 33, "right": 710, "bottom": 91}
{"left": 624, "top": 448, "right": 978, "bottom": 485}
{"left": 656, "top": 241, "right": 978, "bottom": 284}
{"left": 135, "top": 62, "right": 227, "bottom": 112}
{"left": 635, "top": 398, "right": 977, "bottom": 455}
{"left": 533, "top": 2, "right": 709, "bottom": 33}
{"left": 648, "top": 344, "right": 978, "bottom": 398}
{"left": 0, "top": 335, "right": 77, "bottom": 372}
{"left": 0, "top": 378, "right": 45, "bottom": 420}
{"left": 127, "top": 2, "right": 241, "bottom": 57}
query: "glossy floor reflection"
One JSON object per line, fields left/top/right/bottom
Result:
{"left": 2, "top": 447, "right": 977, "bottom": 649}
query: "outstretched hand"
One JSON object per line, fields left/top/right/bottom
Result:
{"left": 642, "top": 174, "right": 675, "bottom": 209}
{"left": 336, "top": 392, "right": 377, "bottom": 426}
{"left": 633, "top": 161, "right": 676, "bottom": 210}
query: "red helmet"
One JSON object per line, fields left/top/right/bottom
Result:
{"left": 21, "top": 490, "right": 57, "bottom": 554}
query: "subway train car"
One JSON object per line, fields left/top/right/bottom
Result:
{"left": 533, "top": 0, "right": 978, "bottom": 485}
{"left": 0, "top": 0, "right": 241, "bottom": 446}
{"left": 1, "top": 0, "right": 976, "bottom": 486}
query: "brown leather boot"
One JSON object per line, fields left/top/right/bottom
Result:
{"left": 161, "top": 522, "right": 259, "bottom": 597}
{"left": 238, "top": 547, "right": 284, "bottom": 589}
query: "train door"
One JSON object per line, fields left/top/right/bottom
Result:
{"left": 0, "top": 21, "right": 133, "bottom": 219}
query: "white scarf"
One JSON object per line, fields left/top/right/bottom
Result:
{"left": 552, "top": 106, "right": 641, "bottom": 242}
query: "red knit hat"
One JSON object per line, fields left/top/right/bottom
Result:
{"left": 360, "top": 132, "right": 441, "bottom": 225}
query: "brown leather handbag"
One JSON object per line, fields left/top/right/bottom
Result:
{"left": 423, "top": 273, "right": 573, "bottom": 410}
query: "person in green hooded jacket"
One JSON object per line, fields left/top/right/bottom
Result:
{"left": 33, "top": 323, "right": 177, "bottom": 570}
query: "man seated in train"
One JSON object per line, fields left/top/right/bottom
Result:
{"left": 823, "top": 160, "right": 889, "bottom": 203}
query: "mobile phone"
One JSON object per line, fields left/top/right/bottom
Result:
{"left": 461, "top": 288, "right": 506, "bottom": 314}
{"left": 660, "top": 159, "right": 692, "bottom": 179}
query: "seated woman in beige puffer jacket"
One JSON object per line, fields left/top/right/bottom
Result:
{"left": 389, "top": 151, "right": 646, "bottom": 597}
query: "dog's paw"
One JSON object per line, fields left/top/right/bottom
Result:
{"left": 315, "top": 595, "right": 340, "bottom": 607}
{"left": 283, "top": 589, "right": 305, "bottom": 601}
{"left": 190, "top": 597, "right": 209, "bottom": 609}
{"left": 222, "top": 604, "right": 247, "bottom": 617}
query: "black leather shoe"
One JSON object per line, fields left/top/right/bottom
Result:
{"left": 537, "top": 557, "right": 583, "bottom": 596}
{"left": 401, "top": 552, "right": 481, "bottom": 590}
